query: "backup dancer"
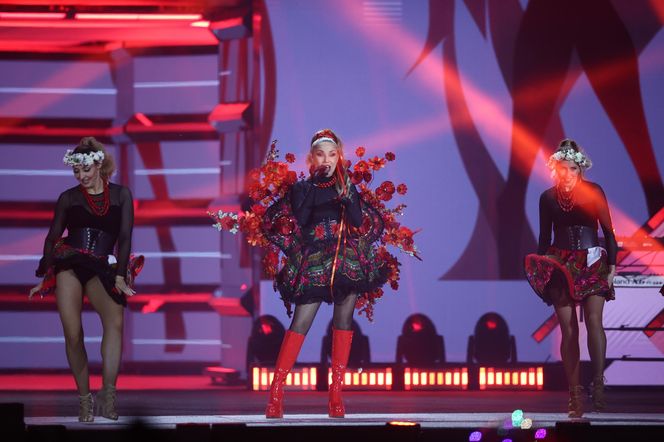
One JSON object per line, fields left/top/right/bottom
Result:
{"left": 30, "top": 137, "right": 143, "bottom": 422}
{"left": 525, "top": 139, "right": 616, "bottom": 417}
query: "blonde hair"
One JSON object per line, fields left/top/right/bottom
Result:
{"left": 307, "top": 128, "right": 352, "bottom": 196}
{"left": 73, "top": 137, "right": 115, "bottom": 180}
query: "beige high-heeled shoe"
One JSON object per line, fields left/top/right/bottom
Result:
{"left": 590, "top": 376, "right": 606, "bottom": 411}
{"left": 95, "top": 385, "right": 118, "bottom": 420}
{"left": 568, "top": 385, "right": 584, "bottom": 418}
{"left": 78, "top": 393, "right": 94, "bottom": 422}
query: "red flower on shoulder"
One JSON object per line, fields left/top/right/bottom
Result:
{"left": 367, "top": 156, "right": 386, "bottom": 171}
{"left": 380, "top": 181, "right": 395, "bottom": 195}
{"left": 354, "top": 160, "right": 369, "bottom": 173}
{"left": 351, "top": 171, "right": 364, "bottom": 184}
{"left": 251, "top": 204, "right": 266, "bottom": 217}
{"left": 220, "top": 216, "right": 237, "bottom": 231}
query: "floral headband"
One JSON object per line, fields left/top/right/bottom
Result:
{"left": 63, "top": 149, "right": 105, "bottom": 167}
{"left": 546, "top": 148, "right": 592, "bottom": 172}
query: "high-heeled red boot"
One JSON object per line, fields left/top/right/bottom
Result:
{"left": 328, "top": 328, "right": 353, "bottom": 418}
{"left": 265, "top": 330, "right": 305, "bottom": 418}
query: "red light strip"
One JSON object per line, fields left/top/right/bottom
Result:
{"left": 327, "top": 368, "right": 393, "bottom": 390}
{"left": 404, "top": 368, "right": 469, "bottom": 390}
{"left": 252, "top": 366, "right": 317, "bottom": 391}
{"left": 0, "top": 12, "right": 66, "bottom": 19}
{"left": 479, "top": 367, "right": 544, "bottom": 390}
{"left": 75, "top": 13, "right": 202, "bottom": 21}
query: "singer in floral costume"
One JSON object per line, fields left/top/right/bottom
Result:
{"left": 211, "top": 129, "right": 420, "bottom": 419}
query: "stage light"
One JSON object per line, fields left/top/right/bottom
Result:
{"left": 396, "top": 314, "right": 445, "bottom": 366}
{"left": 520, "top": 418, "right": 532, "bottom": 429}
{"left": 469, "top": 430, "right": 482, "bottom": 441}
{"left": 246, "top": 315, "right": 285, "bottom": 372}
{"left": 535, "top": 428, "right": 547, "bottom": 439}
{"left": 467, "top": 312, "right": 517, "bottom": 364}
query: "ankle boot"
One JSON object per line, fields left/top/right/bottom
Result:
{"left": 328, "top": 328, "right": 353, "bottom": 418}
{"left": 568, "top": 385, "right": 584, "bottom": 418}
{"left": 96, "top": 385, "right": 118, "bottom": 420}
{"left": 590, "top": 376, "right": 606, "bottom": 411}
{"left": 78, "top": 392, "right": 94, "bottom": 422}
{"left": 265, "top": 330, "right": 306, "bottom": 418}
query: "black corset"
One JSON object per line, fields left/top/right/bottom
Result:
{"left": 64, "top": 228, "right": 116, "bottom": 256}
{"left": 553, "top": 225, "right": 599, "bottom": 250}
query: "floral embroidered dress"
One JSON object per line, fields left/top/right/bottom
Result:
{"left": 210, "top": 142, "right": 420, "bottom": 321}
{"left": 36, "top": 183, "right": 143, "bottom": 306}
{"left": 524, "top": 180, "right": 617, "bottom": 305}
{"left": 265, "top": 175, "right": 389, "bottom": 312}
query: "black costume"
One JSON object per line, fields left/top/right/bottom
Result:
{"left": 525, "top": 180, "right": 617, "bottom": 304}
{"left": 265, "top": 175, "right": 388, "bottom": 313}
{"left": 36, "top": 183, "right": 141, "bottom": 306}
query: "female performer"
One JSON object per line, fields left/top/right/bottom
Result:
{"left": 263, "top": 129, "right": 389, "bottom": 418}
{"left": 525, "top": 139, "right": 616, "bottom": 418}
{"left": 29, "top": 137, "right": 143, "bottom": 422}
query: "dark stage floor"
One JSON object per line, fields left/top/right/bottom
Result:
{"left": 2, "top": 375, "right": 664, "bottom": 441}
{"left": 1, "top": 374, "right": 663, "bottom": 419}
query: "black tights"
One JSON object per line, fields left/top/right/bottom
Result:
{"left": 289, "top": 293, "right": 358, "bottom": 335}
{"left": 548, "top": 274, "right": 607, "bottom": 387}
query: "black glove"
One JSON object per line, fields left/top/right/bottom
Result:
{"left": 311, "top": 165, "right": 330, "bottom": 184}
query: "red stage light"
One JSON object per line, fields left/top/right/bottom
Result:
{"left": 260, "top": 323, "right": 273, "bottom": 335}
{"left": 485, "top": 320, "right": 497, "bottom": 330}
{"left": 411, "top": 320, "right": 423, "bottom": 332}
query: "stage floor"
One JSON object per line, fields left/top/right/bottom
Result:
{"left": 2, "top": 374, "right": 664, "bottom": 430}
{"left": 18, "top": 412, "right": 664, "bottom": 431}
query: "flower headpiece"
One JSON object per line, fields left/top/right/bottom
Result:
{"left": 63, "top": 149, "right": 105, "bottom": 167}
{"left": 546, "top": 148, "right": 592, "bottom": 173}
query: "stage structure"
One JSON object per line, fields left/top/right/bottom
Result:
{"left": 0, "top": 0, "right": 276, "bottom": 377}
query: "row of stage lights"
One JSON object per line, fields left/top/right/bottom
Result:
{"left": 250, "top": 366, "right": 544, "bottom": 391}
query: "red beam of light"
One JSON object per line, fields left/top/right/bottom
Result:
{"left": 0, "top": 12, "right": 66, "bottom": 19}
{"left": 74, "top": 13, "right": 202, "bottom": 21}
{"left": 650, "top": 0, "right": 664, "bottom": 24}
{"left": 338, "top": 0, "right": 664, "bottom": 264}
{"left": 134, "top": 112, "right": 153, "bottom": 127}
{"left": 531, "top": 313, "right": 559, "bottom": 343}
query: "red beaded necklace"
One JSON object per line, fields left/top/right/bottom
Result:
{"left": 556, "top": 184, "right": 576, "bottom": 212}
{"left": 313, "top": 174, "right": 337, "bottom": 188}
{"left": 80, "top": 181, "right": 110, "bottom": 216}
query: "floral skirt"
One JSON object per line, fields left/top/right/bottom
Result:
{"left": 524, "top": 246, "right": 614, "bottom": 305}
{"left": 39, "top": 240, "right": 144, "bottom": 307}
{"left": 275, "top": 222, "right": 389, "bottom": 314}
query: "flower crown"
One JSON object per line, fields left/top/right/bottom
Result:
{"left": 546, "top": 148, "right": 592, "bottom": 171}
{"left": 63, "top": 149, "right": 105, "bottom": 167}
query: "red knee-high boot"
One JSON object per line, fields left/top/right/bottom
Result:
{"left": 328, "top": 328, "right": 353, "bottom": 418}
{"left": 265, "top": 330, "right": 305, "bottom": 418}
